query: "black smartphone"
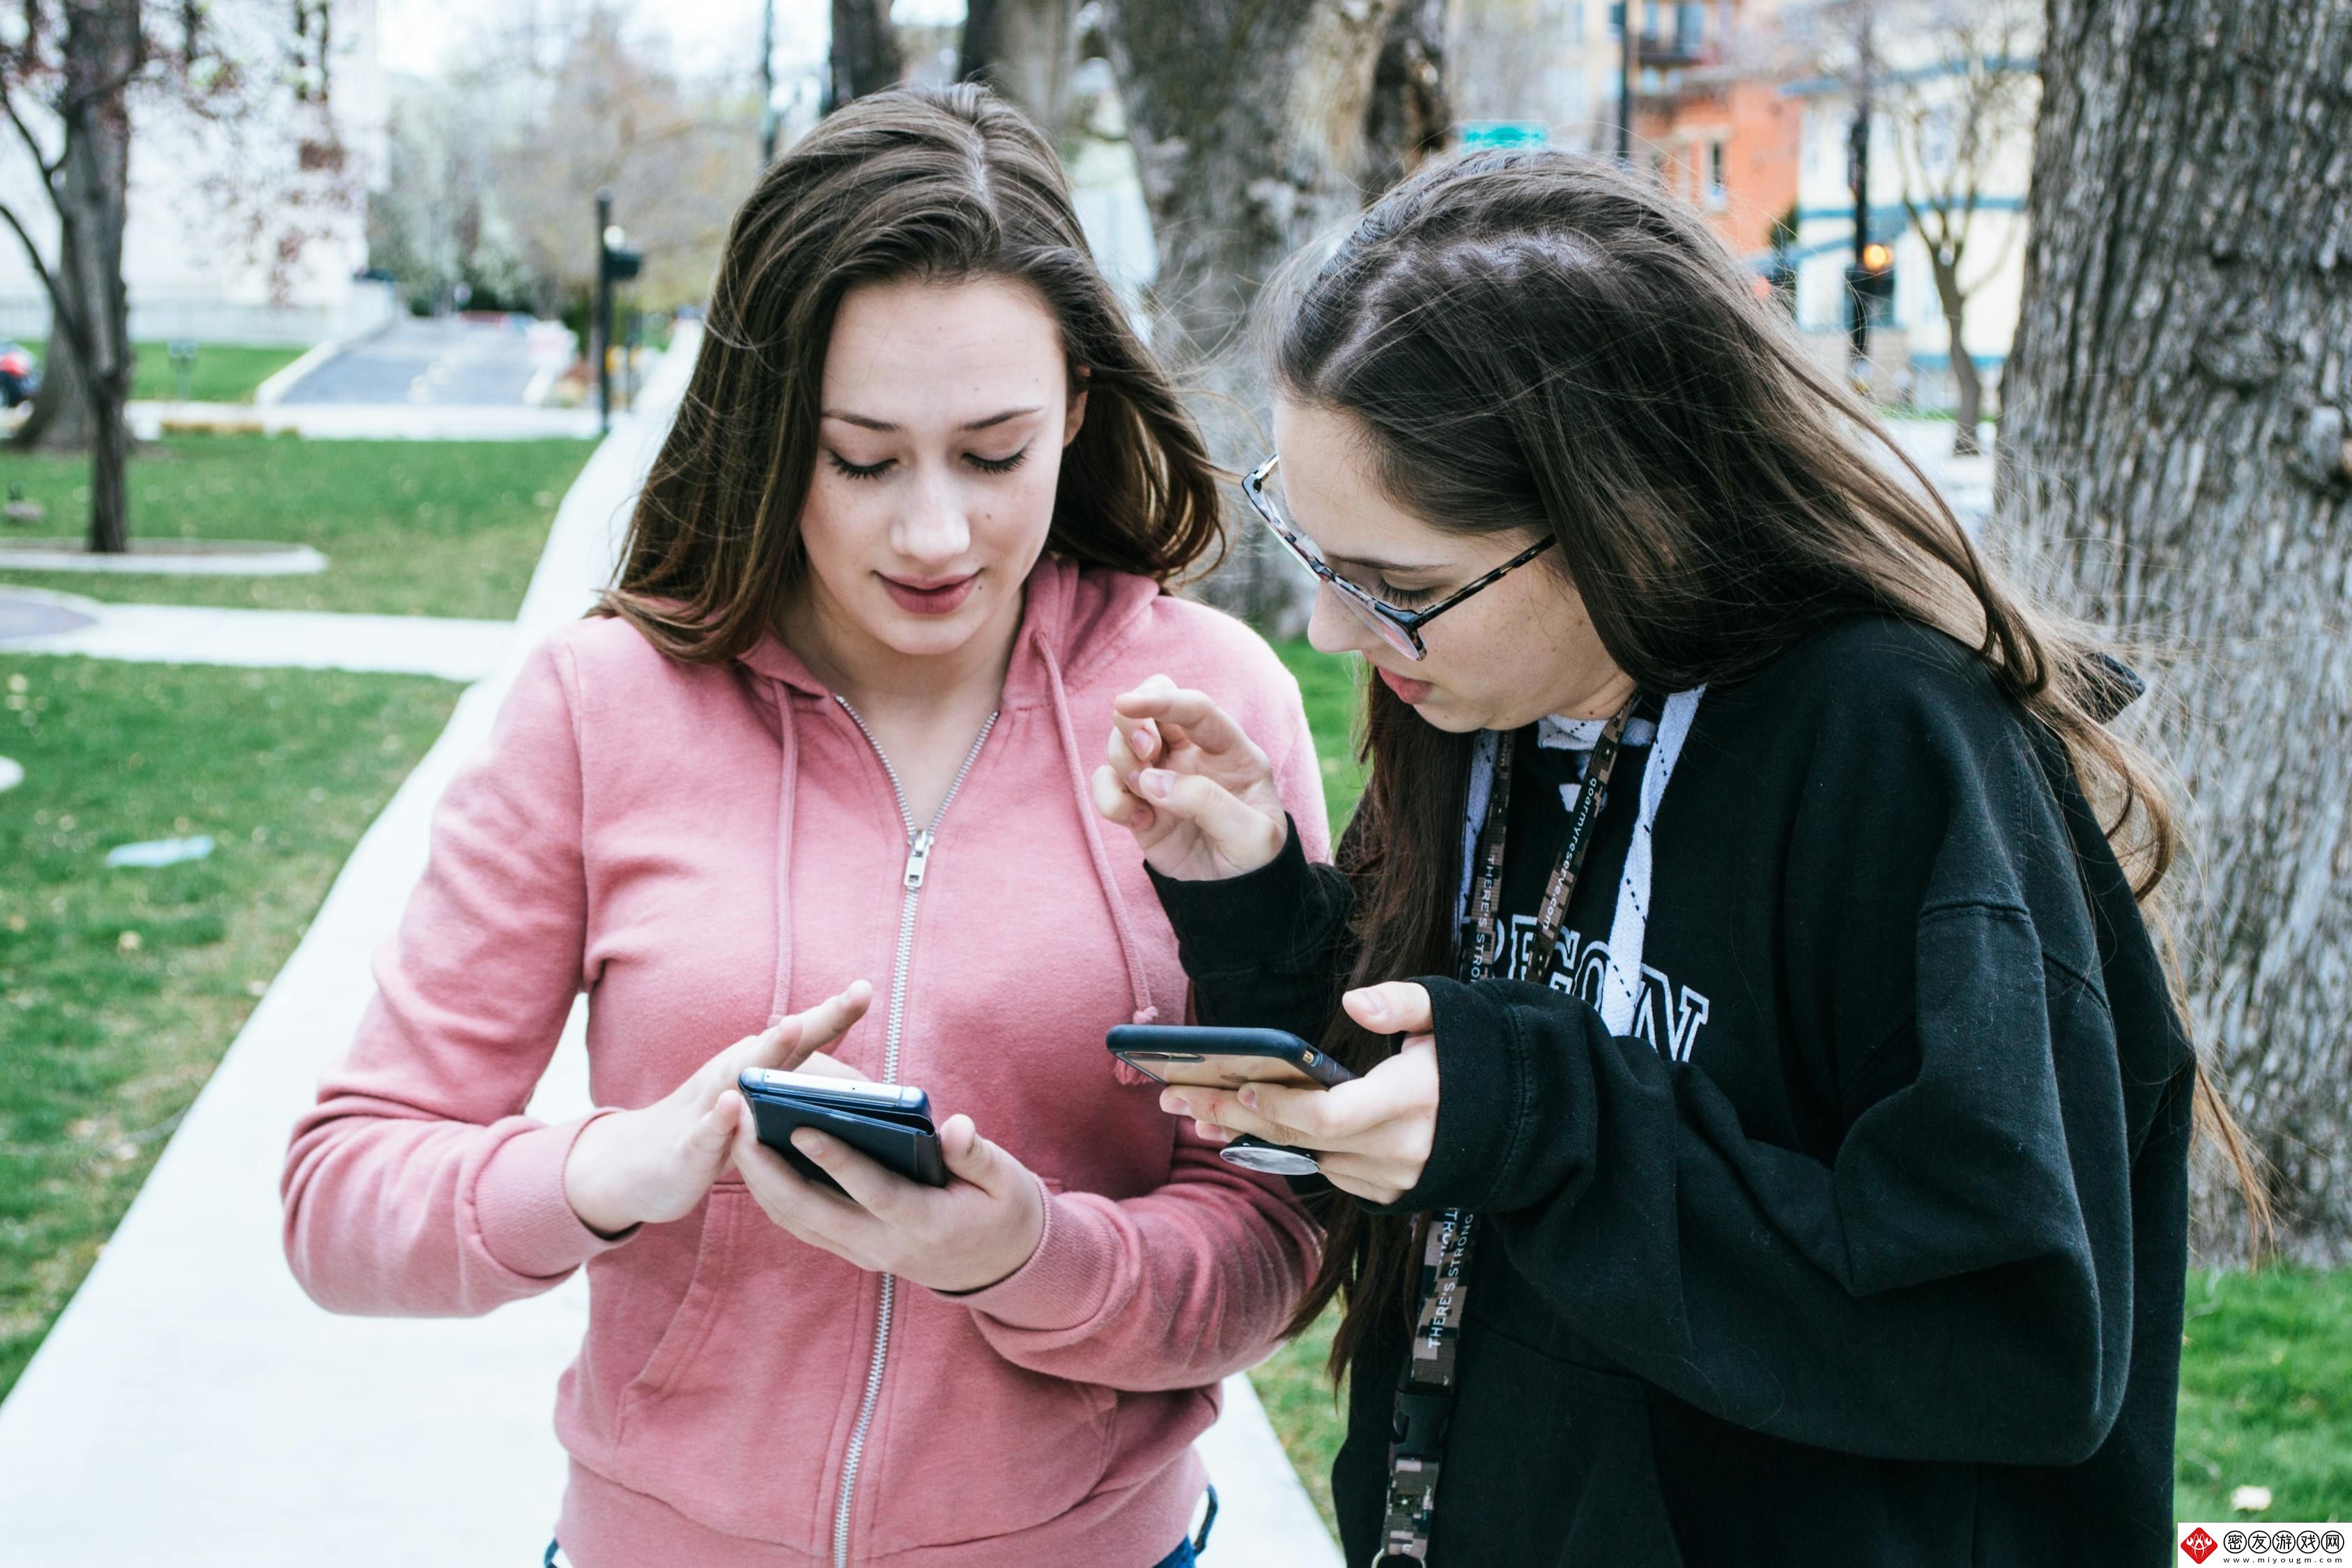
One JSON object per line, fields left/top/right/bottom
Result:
{"left": 737, "top": 1067, "right": 948, "bottom": 1193}
{"left": 1106, "top": 1024, "right": 1355, "bottom": 1176}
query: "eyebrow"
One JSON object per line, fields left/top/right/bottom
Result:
{"left": 820, "top": 406, "right": 1041, "bottom": 433}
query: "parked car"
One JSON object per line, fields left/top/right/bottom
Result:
{"left": 0, "top": 341, "right": 38, "bottom": 406}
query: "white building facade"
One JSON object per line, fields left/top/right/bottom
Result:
{"left": 1782, "top": 6, "right": 2038, "bottom": 411}
{"left": 0, "top": 0, "right": 393, "bottom": 351}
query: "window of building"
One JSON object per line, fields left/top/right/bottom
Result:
{"left": 1706, "top": 139, "right": 1728, "bottom": 208}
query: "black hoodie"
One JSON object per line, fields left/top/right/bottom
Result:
{"left": 1149, "top": 617, "right": 2192, "bottom": 1568}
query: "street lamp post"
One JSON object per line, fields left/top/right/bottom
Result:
{"left": 594, "top": 188, "right": 643, "bottom": 436}
{"left": 760, "top": 0, "right": 778, "bottom": 164}
{"left": 596, "top": 188, "right": 613, "bottom": 433}
{"left": 1846, "top": 13, "right": 1876, "bottom": 373}
{"left": 1617, "top": 1, "right": 1640, "bottom": 161}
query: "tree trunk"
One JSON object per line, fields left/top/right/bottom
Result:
{"left": 1927, "top": 252, "right": 1983, "bottom": 456}
{"left": 12, "top": 0, "right": 141, "bottom": 555}
{"left": 960, "top": 0, "right": 1078, "bottom": 137}
{"left": 1365, "top": 0, "right": 1452, "bottom": 195}
{"left": 827, "top": 0, "right": 900, "bottom": 112}
{"left": 1997, "top": 0, "right": 2352, "bottom": 1261}
{"left": 1100, "top": 0, "right": 1451, "bottom": 634}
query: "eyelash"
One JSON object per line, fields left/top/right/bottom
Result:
{"left": 1376, "top": 580, "right": 1439, "bottom": 609}
{"left": 825, "top": 447, "right": 1031, "bottom": 482}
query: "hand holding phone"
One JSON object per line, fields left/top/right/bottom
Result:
{"left": 728, "top": 1093, "right": 1047, "bottom": 1295}
{"left": 1108, "top": 1023, "right": 1355, "bottom": 1175}
{"left": 737, "top": 1067, "right": 948, "bottom": 1192}
{"left": 1121, "top": 984, "right": 1440, "bottom": 1206}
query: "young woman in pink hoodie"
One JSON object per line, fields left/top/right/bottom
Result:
{"left": 281, "top": 86, "right": 1327, "bottom": 1568}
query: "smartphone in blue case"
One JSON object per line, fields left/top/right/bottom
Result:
{"left": 737, "top": 1068, "right": 948, "bottom": 1193}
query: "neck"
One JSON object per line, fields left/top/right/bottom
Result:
{"left": 1545, "top": 666, "right": 1640, "bottom": 722}
{"left": 779, "top": 578, "right": 1025, "bottom": 722}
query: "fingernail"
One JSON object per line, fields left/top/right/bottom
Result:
{"left": 1238, "top": 1088, "right": 1259, "bottom": 1109}
{"left": 1130, "top": 728, "right": 1154, "bottom": 755}
{"left": 791, "top": 1130, "right": 825, "bottom": 1156}
{"left": 1139, "top": 769, "right": 1173, "bottom": 799}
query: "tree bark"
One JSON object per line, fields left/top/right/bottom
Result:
{"left": 1100, "top": 0, "right": 1452, "bottom": 633}
{"left": 960, "top": 0, "right": 1078, "bottom": 137}
{"left": 1927, "top": 252, "right": 1983, "bottom": 456}
{"left": 827, "top": 0, "right": 901, "bottom": 112}
{"left": 1997, "top": 0, "right": 2352, "bottom": 1260}
{"left": 12, "top": 0, "right": 141, "bottom": 557}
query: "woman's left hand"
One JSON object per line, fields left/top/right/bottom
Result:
{"left": 1160, "top": 982, "right": 1440, "bottom": 1206}
{"left": 730, "top": 1105, "right": 1046, "bottom": 1294}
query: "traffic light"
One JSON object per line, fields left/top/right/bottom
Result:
{"left": 601, "top": 225, "right": 642, "bottom": 283}
{"left": 1847, "top": 243, "right": 1895, "bottom": 309}
{"left": 1844, "top": 242, "right": 1896, "bottom": 361}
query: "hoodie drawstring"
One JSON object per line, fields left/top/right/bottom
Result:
{"left": 765, "top": 682, "right": 801, "bottom": 1030}
{"left": 1036, "top": 638, "right": 1162, "bottom": 1056}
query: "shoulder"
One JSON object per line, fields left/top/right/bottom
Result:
{"left": 1065, "top": 570, "right": 1307, "bottom": 721}
{"left": 1711, "top": 615, "right": 2029, "bottom": 767}
{"left": 529, "top": 612, "right": 758, "bottom": 714}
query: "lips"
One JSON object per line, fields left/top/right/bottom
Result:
{"left": 1376, "top": 665, "right": 1434, "bottom": 704}
{"left": 881, "top": 573, "right": 978, "bottom": 617}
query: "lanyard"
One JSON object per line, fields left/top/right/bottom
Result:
{"left": 1374, "top": 693, "right": 1639, "bottom": 1567}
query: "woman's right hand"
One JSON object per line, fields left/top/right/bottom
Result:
{"left": 562, "top": 981, "right": 874, "bottom": 1236}
{"left": 1090, "top": 674, "right": 1289, "bottom": 882}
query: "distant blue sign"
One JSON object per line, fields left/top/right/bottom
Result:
{"left": 1459, "top": 121, "right": 1549, "bottom": 149}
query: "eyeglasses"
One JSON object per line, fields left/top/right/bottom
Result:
{"left": 1241, "top": 454, "right": 1558, "bottom": 661}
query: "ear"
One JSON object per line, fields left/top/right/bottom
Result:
{"left": 1063, "top": 365, "right": 1091, "bottom": 448}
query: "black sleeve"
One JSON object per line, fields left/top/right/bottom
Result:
{"left": 1145, "top": 815, "right": 1356, "bottom": 1043}
{"left": 1395, "top": 670, "right": 2144, "bottom": 1470}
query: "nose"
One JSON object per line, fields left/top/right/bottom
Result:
{"left": 892, "top": 467, "right": 972, "bottom": 567}
{"left": 1307, "top": 581, "right": 1383, "bottom": 658}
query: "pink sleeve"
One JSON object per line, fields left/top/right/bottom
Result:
{"left": 946, "top": 658, "right": 1332, "bottom": 1390}
{"left": 281, "top": 637, "right": 633, "bottom": 1317}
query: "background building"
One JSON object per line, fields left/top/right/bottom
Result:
{"left": 0, "top": 0, "right": 394, "bottom": 352}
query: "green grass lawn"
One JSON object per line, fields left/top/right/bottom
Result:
{"left": 1254, "top": 638, "right": 2352, "bottom": 1533}
{"left": 1276, "top": 636, "right": 1367, "bottom": 825}
{"left": 0, "top": 655, "right": 458, "bottom": 1400}
{"left": 129, "top": 342, "right": 305, "bottom": 404}
{"left": 0, "top": 435, "right": 593, "bottom": 618}
{"left": 2177, "top": 1267, "right": 2352, "bottom": 1521}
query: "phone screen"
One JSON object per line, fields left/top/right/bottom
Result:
{"left": 1116, "top": 1050, "right": 1331, "bottom": 1091}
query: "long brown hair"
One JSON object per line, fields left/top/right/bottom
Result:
{"left": 600, "top": 84, "right": 1224, "bottom": 660}
{"left": 1270, "top": 149, "right": 2269, "bottom": 1373}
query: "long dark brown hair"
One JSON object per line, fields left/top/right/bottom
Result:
{"left": 600, "top": 84, "right": 1224, "bottom": 659}
{"left": 1271, "top": 149, "right": 2269, "bottom": 1373}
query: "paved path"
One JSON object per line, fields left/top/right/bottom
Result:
{"left": 127, "top": 399, "right": 601, "bottom": 441}
{"left": 0, "top": 322, "right": 1339, "bottom": 1567}
{"left": 1882, "top": 417, "right": 1997, "bottom": 528}
{"left": 0, "top": 590, "right": 512, "bottom": 682}
{"left": 277, "top": 316, "right": 544, "bottom": 406}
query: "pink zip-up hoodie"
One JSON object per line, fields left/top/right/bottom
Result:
{"left": 282, "top": 559, "right": 1330, "bottom": 1567}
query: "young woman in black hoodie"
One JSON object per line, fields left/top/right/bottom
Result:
{"left": 1088, "top": 151, "right": 2263, "bottom": 1567}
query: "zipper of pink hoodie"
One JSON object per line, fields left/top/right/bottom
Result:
{"left": 829, "top": 695, "right": 999, "bottom": 1568}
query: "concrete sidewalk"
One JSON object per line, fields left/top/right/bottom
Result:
{"left": 128, "top": 399, "right": 604, "bottom": 440}
{"left": 0, "top": 323, "right": 1338, "bottom": 1567}
{"left": 0, "top": 590, "right": 514, "bottom": 682}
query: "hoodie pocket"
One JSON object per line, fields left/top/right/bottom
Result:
{"left": 854, "top": 1282, "right": 1119, "bottom": 1554}
{"left": 619, "top": 1185, "right": 741, "bottom": 1404}
{"left": 1348, "top": 1321, "right": 1686, "bottom": 1567}
{"left": 599, "top": 1184, "right": 868, "bottom": 1557}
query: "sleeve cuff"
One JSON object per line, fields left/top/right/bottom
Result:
{"left": 943, "top": 1178, "right": 1119, "bottom": 1332}
{"left": 1383, "top": 977, "right": 1521, "bottom": 1215}
{"left": 473, "top": 1110, "right": 641, "bottom": 1279}
{"left": 1145, "top": 815, "right": 1324, "bottom": 976}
